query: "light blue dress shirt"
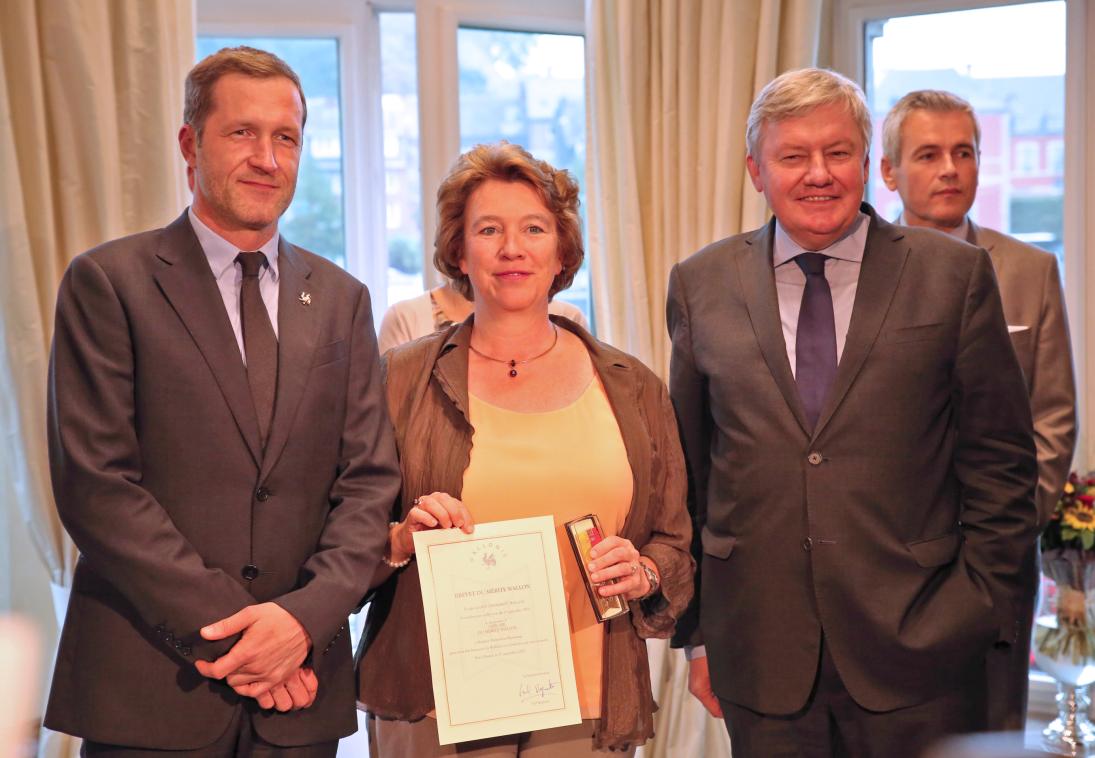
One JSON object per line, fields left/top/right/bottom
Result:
{"left": 188, "top": 207, "right": 280, "bottom": 365}
{"left": 773, "top": 212, "right": 869, "bottom": 377}
{"left": 686, "top": 212, "right": 870, "bottom": 663}
{"left": 896, "top": 211, "right": 970, "bottom": 242}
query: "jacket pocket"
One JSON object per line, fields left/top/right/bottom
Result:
{"left": 312, "top": 339, "right": 348, "bottom": 368}
{"left": 701, "top": 526, "right": 737, "bottom": 559}
{"left": 883, "top": 323, "right": 944, "bottom": 343}
{"left": 906, "top": 531, "right": 959, "bottom": 567}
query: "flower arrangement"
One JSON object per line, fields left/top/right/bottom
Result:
{"left": 1038, "top": 473, "right": 1095, "bottom": 667}
{"left": 1042, "top": 472, "right": 1095, "bottom": 552}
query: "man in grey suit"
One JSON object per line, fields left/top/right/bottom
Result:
{"left": 45, "top": 47, "right": 401, "bottom": 755}
{"left": 668, "top": 68, "right": 1037, "bottom": 757}
{"left": 881, "top": 89, "right": 1077, "bottom": 731}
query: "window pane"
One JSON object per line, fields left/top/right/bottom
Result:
{"left": 196, "top": 37, "right": 346, "bottom": 268}
{"left": 380, "top": 13, "right": 426, "bottom": 306}
{"left": 457, "top": 28, "right": 592, "bottom": 326}
{"left": 865, "top": 1, "right": 1065, "bottom": 270}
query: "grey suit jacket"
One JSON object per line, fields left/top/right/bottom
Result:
{"left": 667, "top": 204, "right": 1037, "bottom": 715}
{"left": 967, "top": 221, "right": 1076, "bottom": 522}
{"left": 44, "top": 211, "right": 401, "bottom": 749}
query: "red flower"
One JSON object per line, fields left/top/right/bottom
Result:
{"left": 1080, "top": 495, "right": 1095, "bottom": 506}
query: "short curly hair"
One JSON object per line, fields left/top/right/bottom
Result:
{"left": 433, "top": 141, "right": 584, "bottom": 300}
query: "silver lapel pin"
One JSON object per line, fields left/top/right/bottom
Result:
{"left": 299, "top": 291, "right": 312, "bottom": 306}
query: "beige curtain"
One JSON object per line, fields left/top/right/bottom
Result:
{"left": 1066, "top": 0, "right": 1095, "bottom": 474}
{"left": 585, "top": 0, "right": 825, "bottom": 377}
{"left": 0, "top": 0, "right": 194, "bottom": 752}
{"left": 584, "top": 2, "right": 824, "bottom": 755}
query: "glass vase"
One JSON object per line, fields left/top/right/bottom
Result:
{"left": 1035, "top": 549, "right": 1095, "bottom": 755}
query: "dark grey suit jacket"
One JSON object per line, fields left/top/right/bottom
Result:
{"left": 44, "top": 211, "right": 401, "bottom": 749}
{"left": 667, "top": 204, "right": 1037, "bottom": 715}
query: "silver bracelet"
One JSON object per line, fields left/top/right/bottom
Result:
{"left": 382, "top": 521, "right": 413, "bottom": 569}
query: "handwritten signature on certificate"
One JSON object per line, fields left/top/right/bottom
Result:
{"left": 414, "top": 516, "right": 582, "bottom": 744}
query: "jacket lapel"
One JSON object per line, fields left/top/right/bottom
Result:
{"left": 576, "top": 326, "right": 650, "bottom": 540}
{"left": 737, "top": 221, "right": 811, "bottom": 435}
{"left": 433, "top": 317, "right": 472, "bottom": 420}
{"left": 967, "top": 219, "right": 1005, "bottom": 271}
{"left": 152, "top": 212, "right": 263, "bottom": 466}
{"left": 260, "top": 239, "right": 318, "bottom": 480}
{"left": 812, "top": 207, "right": 909, "bottom": 438}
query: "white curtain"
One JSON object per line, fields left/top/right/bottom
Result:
{"left": 585, "top": 2, "right": 824, "bottom": 755}
{"left": 1065, "top": 0, "right": 1095, "bottom": 474}
{"left": 0, "top": 1, "right": 194, "bottom": 753}
{"left": 585, "top": 0, "right": 824, "bottom": 377}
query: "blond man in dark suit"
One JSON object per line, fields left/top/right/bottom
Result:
{"left": 669, "top": 68, "right": 1037, "bottom": 757}
{"left": 45, "top": 46, "right": 400, "bottom": 755}
{"left": 881, "top": 89, "right": 1077, "bottom": 732}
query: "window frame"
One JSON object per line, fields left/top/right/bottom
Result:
{"left": 412, "top": 0, "right": 584, "bottom": 289}
{"left": 196, "top": 0, "right": 389, "bottom": 323}
{"left": 197, "top": 0, "right": 585, "bottom": 311}
{"left": 833, "top": 0, "right": 1080, "bottom": 719}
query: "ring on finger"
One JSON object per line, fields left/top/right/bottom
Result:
{"left": 413, "top": 496, "right": 422, "bottom": 505}
{"left": 629, "top": 562, "right": 638, "bottom": 575}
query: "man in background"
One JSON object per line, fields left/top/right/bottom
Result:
{"left": 669, "top": 68, "right": 1037, "bottom": 756}
{"left": 882, "top": 89, "right": 1077, "bottom": 731}
{"left": 45, "top": 46, "right": 400, "bottom": 755}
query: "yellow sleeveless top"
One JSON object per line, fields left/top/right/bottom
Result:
{"left": 462, "top": 376, "right": 634, "bottom": 719}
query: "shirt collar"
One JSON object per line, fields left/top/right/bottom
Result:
{"left": 188, "top": 206, "right": 280, "bottom": 282}
{"left": 896, "top": 211, "right": 970, "bottom": 241}
{"left": 773, "top": 211, "right": 869, "bottom": 268}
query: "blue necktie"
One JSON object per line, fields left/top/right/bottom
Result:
{"left": 794, "top": 253, "right": 837, "bottom": 430}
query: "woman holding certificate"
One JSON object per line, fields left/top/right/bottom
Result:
{"left": 356, "top": 141, "right": 693, "bottom": 756}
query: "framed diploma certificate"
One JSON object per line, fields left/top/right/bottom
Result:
{"left": 413, "top": 516, "right": 582, "bottom": 744}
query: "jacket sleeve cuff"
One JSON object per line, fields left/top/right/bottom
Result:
{"left": 629, "top": 543, "right": 693, "bottom": 638}
{"left": 684, "top": 644, "right": 707, "bottom": 661}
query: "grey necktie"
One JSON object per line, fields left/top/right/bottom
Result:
{"left": 794, "top": 253, "right": 837, "bottom": 430}
{"left": 236, "top": 252, "right": 278, "bottom": 445}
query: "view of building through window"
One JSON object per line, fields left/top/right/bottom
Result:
{"left": 457, "top": 27, "right": 591, "bottom": 324}
{"left": 379, "top": 13, "right": 425, "bottom": 307}
{"left": 196, "top": 37, "right": 347, "bottom": 269}
{"left": 865, "top": 1, "right": 1065, "bottom": 269}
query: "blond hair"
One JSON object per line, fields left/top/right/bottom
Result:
{"left": 746, "top": 68, "right": 871, "bottom": 157}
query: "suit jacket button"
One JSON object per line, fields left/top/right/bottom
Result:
{"left": 242, "top": 564, "right": 260, "bottom": 581}
{"left": 807, "top": 452, "right": 823, "bottom": 465}
{"left": 256, "top": 487, "right": 271, "bottom": 502}
{"left": 802, "top": 537, "right": 813, "bottom": 552}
